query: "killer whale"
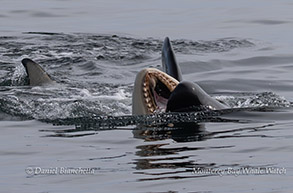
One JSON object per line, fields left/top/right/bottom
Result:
{"left": 132, "top": 37, "right": 227, "bottom": 115}
{"left": 21, "top": 58, "right": 54, "bottom": 86}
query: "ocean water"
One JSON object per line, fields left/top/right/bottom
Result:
{"left": 1, "top": 0, "right": 293, "bottom": 193}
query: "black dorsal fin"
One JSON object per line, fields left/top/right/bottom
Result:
{"left": 162, "top": 37, "right": 182, "bottom": 81}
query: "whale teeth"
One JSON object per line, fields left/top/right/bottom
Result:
{"left": 149, "top": 107, "right": 155, "bottom": 113}
{"left": 142, "top": 69, "right": 179, "bottom": 113}
{"left": 145, "top": 98, "right": 150, "bottom": 103}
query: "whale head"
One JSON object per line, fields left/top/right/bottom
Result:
{"left": 132, "top": 69, "right": 227, "bottom": 115}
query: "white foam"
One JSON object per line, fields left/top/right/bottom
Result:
{"left": 11, "top": 64, "right": 26, "bottom": 85}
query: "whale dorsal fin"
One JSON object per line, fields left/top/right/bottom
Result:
{"left": 162, "top": 37, "right": 182, "bottom": 82}
{"left": 21, "top": 58, "right": 54, "bottom": 86}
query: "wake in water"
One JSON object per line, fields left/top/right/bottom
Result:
{"left": 0, "top": 33, "right": 291, "bottom": 126}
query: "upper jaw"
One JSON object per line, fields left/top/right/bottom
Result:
{"left": 139, "top": 68, "right": 179, "bottom": 114}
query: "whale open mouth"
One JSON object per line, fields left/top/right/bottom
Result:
{"left": 142, "top": 69, "right": 178, "bottom": 113}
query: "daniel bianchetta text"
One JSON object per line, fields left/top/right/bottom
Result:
{"left": 25, "top": 167, "right": 96, "bottom": 175}
{"left": 192, "top": 167, "right": 286, "bottom": 177}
